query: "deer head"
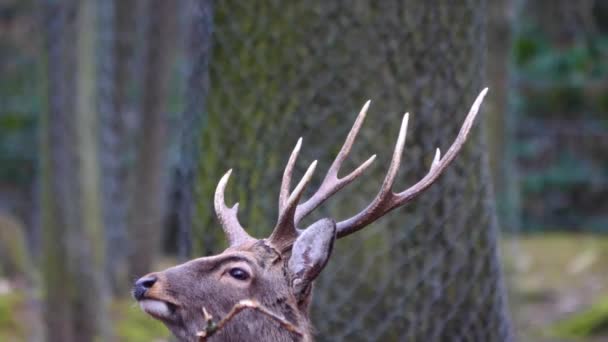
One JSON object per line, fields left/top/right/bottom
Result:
{"left": 133, "top": 89, "right": 488, "bottom": 341}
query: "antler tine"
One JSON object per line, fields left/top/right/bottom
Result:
{"left": 269, "top": 160, "right": 317, "bottom": 250}
{"left": 336, "top": 88, "right": 488, "bottom": 238}
{"left": 214, "top": 169, "right": 253, "bottom": 246}
{"left": 431, "top": 148, "right": 441, "bottom": 170}
{"left": 294, "top": 100, "right": 376, "bottom": 225}
{"left": 332, "top": 112, "right": 409, "bottom": 237}
{"left": 379, "top": 113, "right": 409, "bottom": 199}
{"left": 394, "top": 87, "right": 487, "bottom": 202}
{"left": 279, "top": 138, "right": 302, "bottom": 212}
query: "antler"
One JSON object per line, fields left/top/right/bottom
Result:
{"left": 267, "top": 101, "right": 378, "bottom": 249}
{"left": 335, "top": 88, "right": 488, "bottom": 238}
{"left": 293, "top": 101, "right": 377, "bottom": 226}
{"left": 217, "top": 88, "right": 487, "bottom": 248}
{"left": 267, "top": 139, "right": 318, "bottom": 250}
{"left": 214, "top": 170, "right": 254, "bottom": 246}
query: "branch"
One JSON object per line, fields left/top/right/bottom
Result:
{"left": 197, "top": 299, "right": 304, "bottom": 341}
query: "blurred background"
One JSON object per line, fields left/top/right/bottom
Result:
{"left": 1, "top": 0, "right": 607, "bottom": 341}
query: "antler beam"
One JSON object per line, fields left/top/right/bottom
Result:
{"left": 215, "top": 88, "right": 487, "bottom": 248}
{"left": 335, "top": 88, "right": 488, "bottom": 238}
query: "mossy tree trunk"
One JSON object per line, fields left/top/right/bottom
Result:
{"left": 174, "top": 0, "right": 214, "bottom": 259}
{"left": 193, "top": 1, "right": 513, "bottom": 340}
{"left": 304, "top": 2, "right": 514, "bottom": 340}
{"left": 194, "top": 2, "right": 317, "bottom": 254}
{"left": 41, "top": 3, "right": 72, "bottom": 339}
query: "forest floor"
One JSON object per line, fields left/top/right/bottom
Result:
{"left": 1, "top": 233, "right": 608, "bottom": 341}
{"left": 505, "top": 233, "right": 608, "bottom": 341}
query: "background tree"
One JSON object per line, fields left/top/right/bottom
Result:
{"left": 99, "top": 0, "right": 138, "bottom": 295}
{"left": 485, "top": 0, "right": 520, "bottom": 230}
{"left": 195, "top": 1, "right": 513, "bottom": 340}
{"left": 523, "top": 0, "right": 597, "bottom": 45}
{"left": 173, "top": 0, "right": 214, "bottom": 260}
{"left": 129, "top": 0, "right": 177, "bottom": 278}
{"left": 18, "top": 0, "right": 608, "bottom": 339}
{"left": 41, "top": 0, "right": 109, "bottom": 340}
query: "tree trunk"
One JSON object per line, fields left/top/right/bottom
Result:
{"left": 486, "top": 0, "right": 520, "bottom": 229}
{"left": 199, "top": 1, "right": 513, "bottom": 340}
{"left": 129, "top": 0, "right": 177, "bottom": 278}
{"left": 40, "top": 9, "right": 73, "bottom": 336}
{"left": 100, "top": 0, "right": 137, "bottom": 295}
{"left": 41, "top": 0, "right": 109, "bottom": 340}
{"left": 307, "top": 2, "right": 513, "bottom": 340}
{"left": 72, "top": 0, "right": 109, "bottom": 338}
{"left": 194, "top": 2, "right": 316, "bottom": 253}
{"left": 174, "top": 0, "right": 214, "bottom": 260}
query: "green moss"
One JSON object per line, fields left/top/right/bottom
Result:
{"left": 1, "top": 295, "right": 170, "bottom": 341}
{"left": 0, "top": 214, "right": 34, "bottom": 282}
{"left": 113, "top": 300, "right": 170, "bottom": 342}
{"left": 550, "top": 297, "right": 608, "bottom": 338}
{"left": 0, "top": 292, "right": 25, "bottom": 341}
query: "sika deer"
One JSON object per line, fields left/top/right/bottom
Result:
{"left": 133, "top": 89, "right": 488, "bottom": 341}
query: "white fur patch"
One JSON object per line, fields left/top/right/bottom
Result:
{"left": 139, "top": 299, "right": 171, "bottom": 318}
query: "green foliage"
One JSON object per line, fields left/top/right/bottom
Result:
{"left": 0, "top": 215, "right": 33, "bottom": 281}
{"left": 512, "top": 30, "right": 549, "bottom": 67}
{"left": 550, "top": 297, "right": 608, "bottom": 338}
{"left": 512, "top": 26, "right": 608, "bottom": 117}
{"left": 113, "top": 300, "right": 170, "bottom": 342}
{"left": 513, "top": 29, "right": 608, "bottom": 83}
{"left": 0, "top": 295, "right": 170, "bottom": 341}
{"left": 513, "top": 24, "right": 608, "bottom": 232}
{"left": 0, "top": 113, "right": 37, "bottom": 185}
{"left": 521, "top": 153, "right": 596, "bottom": 194}
{"left": 506, "top": 233, "right": 608, "bottom": 340}
{"left": 0, "top": 40, "right": 40, "bottom": 185}
{"left": 0, "top": 292, "right": 25, "bottom": 341}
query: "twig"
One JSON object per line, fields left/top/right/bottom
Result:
{"left": 197, "top": 299, "right": 303, "bottom": 341}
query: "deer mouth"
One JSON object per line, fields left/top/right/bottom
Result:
{"left": 137, "top": 290, "right": 181, "bottom": 321}
{"left": 139, "top": 298, "right": 178, "bottom": 320}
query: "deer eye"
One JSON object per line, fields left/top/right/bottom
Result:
{"left": 228, "top": 267, "right": 250, "bottom": 281}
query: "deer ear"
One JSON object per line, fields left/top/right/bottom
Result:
{"left": 287, "top": 218, "right": 336, "bottom": 299}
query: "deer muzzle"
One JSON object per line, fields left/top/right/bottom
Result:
{"left": 133, "top": 273, "right": 181, "bottom": 320}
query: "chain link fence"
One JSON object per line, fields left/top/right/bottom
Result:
{"left": 0, "top": 0, "right": 513, "bottom": 340}
{"left": 184, "top": 1, "right": 513, "bottom": 341}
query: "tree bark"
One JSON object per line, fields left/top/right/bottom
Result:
{"left": 41, "top": 0, "right": 109, "bottom": 340}
{"left": 41, "top": 1, "right": 75, "bottom": 340}
{"left": 174, "top": 0, "right": 214, "bottom": 260}
{"left": 71, "top": 0, "right": 109, "bottom": 338}
{"left": 200, "top": 1, "right": 514, "bottom": 340}
{"left": 486, "top": 0, "right": 521, "bottom": 229}
{"left": 100, "top": 0, "right": 137, "bottom": 295}
{"left": 129, "top": 0, "right": 177, "bottom": 278}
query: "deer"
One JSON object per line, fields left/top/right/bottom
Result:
{"left": 133, "top": 88, "right": 488, "bottom": 341}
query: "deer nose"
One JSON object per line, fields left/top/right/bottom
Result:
{"left": 133, "top": 275, "right": 157, "bottom": 300}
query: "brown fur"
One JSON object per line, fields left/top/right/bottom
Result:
{"left": 139, "top": 240, "right": 313, "bottom": 341}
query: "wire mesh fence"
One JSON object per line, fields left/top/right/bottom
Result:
{"left": 0, "top": 0, "right": 513, "bottom": 340}
{"left": 185, "top": 1, "right": 513, "bottom": 341}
